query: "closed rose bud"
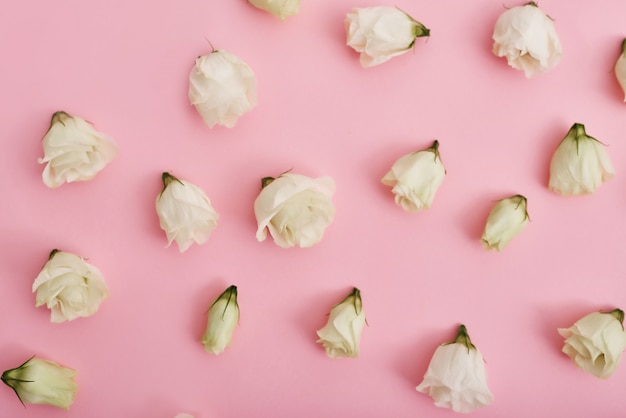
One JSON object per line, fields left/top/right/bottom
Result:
{"left": 1, "top": 357, "right": 77, "bottom": 409}
{"left": 381, "top": 140, "right": 445, "bottom": 212}
{"left": 38, "top": 111, "right": 118, "bottom": 188}
{"left": 416, "top": 325, "right": 494, "bottom": 413}
{"left": 33, "top": 249, "right": 109, "bottom": 323}
{"left": 202, "top": 285, "right": 239, "bottom": 355}
{"left": 316, "top": 288, "right": 366, "bottom": 359}
{"left": 549, "top": 123, "right": 615, "bottom": 196}
{"left": 345, "top": 6, "right": 430, "bottom": 67}
{"left": 155, "top": 172, "right": 219, "bottom": 252}
{"left": 615, "top": 39, "right": 626, "bottom": 101}
{"left": 558, "top": 309, "right": 626, "bottom": 379}
{"left": 492, "top": 2, "right": 562, "bottom": 78}
{"left": 188, "top": 49, "right": 257, "bottom": 128}
{"left": 254, "top": 173, "right": 335, "bottom": 248}
{"left": 248, "top": 0, "right": 300, "bottom": 20}
{"left": 481, "top": 194, "right": 529, "bottom": 251}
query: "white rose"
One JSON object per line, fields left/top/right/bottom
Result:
{"left": 345, "top": 6, "right": 430, "bottom": 67}
{"left": 381, "top": 140, "right": 445, "bottom": 212}
{"left": 481, "top": 194, "right": 529, "bottom": 251}
{"left": 38, "top": 111, "right": 118, "bottom": 188}
{"left": 558, "top": 309, "right": 626, "bottom": 379}
{"left": 188, "top": 49, "right": 257, "bottom": 128}
{"left": 1, "top": 357, "right": 77, "bottom": 409}
{"left": 155, "top": 172, "right": 219, "bottom": 252}
{"left": 492, "top": 2, "right": 562, "bottom": 78}
{"left": 254, "top": 173, "right": 335, "bottom": 248}
{"left": 248, "top": 0, "right": 300, "bottom": 20}
{"left": 202, "top": 285, "right": 240, "bottom": 355}
{"left": 316, "top": 288, "right": 366, "bottom": 359}
{"left": 33, "top": 250, "right": 109, "bottom": 323}
{"left": 615, "top": 39, "right": 626, "bottom": 101}
{"left": 174, "top": 414, "right": 195, "bottom": 418}
{"left": 416, "top": 325, "right": 494, "bottom": 413}
{"left": 549, "top": 123, "right": 615, "bottom": 196}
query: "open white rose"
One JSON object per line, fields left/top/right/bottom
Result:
{"left": 1, "top": 357, "right": 77, "bottom": 409}
{"left": 615, "top": 39, "right": 626, "bottom": 101}
{"left": 156, "top": 172, "right": 219, "bottom": 252}
{"left": 492, "top": 2, "right": 562, "bottom": 78}
{"left": 202, "top": 285, "right": 239, "bottom": 355}
{"left": 248, "top": 0, "right": 300, "bottom": 20}
{"left": 549, "top": 123, "right": 615, "bottom": 196}
{"left": 345, "top": 6, "right": 430, "bottom": 67}
{"left": 558, "top": 309, "right": 626, "bottom": 379}
{"left": 417, "top": 324, "right": 494, "bottom": 413}
{"left": 33, "top": 250, "right": 109, "bottom": 323}
{"left": 254, "top": 173, "right": 335, "bottom": 248}
{"left": 481, "top": 194, "right": 529, "bottom": 251}
{"left": 38, "top": 111, "right": 118, "bottom": 188}
{"left": 189, "top": 49, "right": 257, "bottom": 128}
{"left": 381, "top": 140, "right": 445, "bottom": 212}
{"left": 316, "top": 287, "right": 366, "bottom": 359}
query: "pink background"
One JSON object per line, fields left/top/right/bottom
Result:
{"left": 1, "top": 0, "right": 626, "bottom": 416}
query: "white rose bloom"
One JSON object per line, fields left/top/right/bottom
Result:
{"left": 417, "top": 325, "right": 494, "bottom": 413}
{"left": 481, "top": 194, "right": 529, "bottom": 251}
{"left": 248, "top": 0, "right": 300, "bottom": 20}
{"left": 381, "top": 140, "right": 445, "bottom": 212}
{"left": 38, "top": 111, "right": 118, "bottom": 188}
{"left": 156, "top": 172, "right": 219, "bottom": 252}
{"left": 558, "top": 309, "right": 626, "bottom": 379}
{"left": 174, "top": 413, "right": 195, "bottom": 418}
{"left": 345, "top": 6, "right": 430, "bottom": 67}
{"left": 316, "top": 288, "right": 366, "bottom": 359}
{"left": 254, "top": 173, "right": 335, "bottom": 248}
{"left": 492, "top": 2, "right": 562, "bottom": 78}
{"left": 549, "top": 123, "right": 615, "bottom": 196}
{"left": 615, "top": 39, "right": 626, "bottom": 101}
{"left": 1, "top": 357, "right": 77, "bottom": 409}
{"left": 188, "top": 50, "right": 257, "bottom": 128}
{"left": 33, "top": 250, "right": 109, "bottom": 323}
{"left": 202, "top": 285, "right": 239, "bottom": 355}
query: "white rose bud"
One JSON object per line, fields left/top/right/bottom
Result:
{"left": 33, "top": 249, "right": 109, "bottom": 323}
{"left": 316, "top": 287, "right": 366, "bottom": 359}
{"left": 549, "top": 123, "right": 615, "bottom": 196}
{"left": 202, "top": 285, "right": 240, "bottom": 355}
{"left": 492, "top": 2, "right": 562, "bottom": 78}
{"left": 254, "top": 173, "right": 335, "bottom": 248}
{"left": 248, "top": 0, "right": 300, "bottom": 20}
{"left": 345, "top": 6, "right": 430, "bottom": 68}
{"left": 558, "top": 309, "right": 626, "bottom": 379}
{"left": 155, "top": 172, "right": 219, "bottom": 252}
{"left": 381, "top": 140, "right": 445, "bottom": 212}
{"left": 38, "top": 111, "right": 118, "bottom": 188}
{"left": 614, "top": 39, "right": 626, "bottom": 101}
{"left": 1, "top": 357, "right": 77, "bottom": 409}
{"left": 481, "top": 194, "right": 529, "bottom": 251}
{"left": 416, "top": 325, "right": 494, "bottom": 413}
{"left": 188, "top": 49, "right": 257, "bottom": 128}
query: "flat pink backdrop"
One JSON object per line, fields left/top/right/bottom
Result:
{"left": 1, "top": 0, "right": 626, "bottom": 417}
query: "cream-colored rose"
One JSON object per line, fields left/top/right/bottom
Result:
{"left": 38, "top": 111, "right": 118, "bottom": 188}
{"left": 549, "top": 123, "right": 615, "bottom": 196}
{"left": 248, "top": 0, "right": 300, "bottom": 20}
{"left": 188, "top": 50, "right": 257, "bottom": 128}
{"left": 481, "top": 194, "right": 529, "bottom": 251}
{"left": 33, "top": 249, "right": 109, "bottom": 323}
{"left": 174, "top": 414, "right": 195, "bottom": 418}
{"left": 558, "top": 309, "right": 626, "bottom": 379}
{"left": 156, "top": 172, "right": 219, "bottom": 252}
{"left": 1, "top": 357, "right": 77, "bottom": 409}
{"left": 492, "top": 2, "right": 562, "bottom": 78}
{"left": 381, "top": 140, "right": 445, "bottom": 212}
{"left": 254, "top": 173, "right": 335, "bottom": 248}
{"left": 417, "top": 325, "right": 494, "bottom": 413}
{"left": 316, "top": 288, "right": 366, "bottom": 359}
{"left": 615, "top": 39, "right": 626, "bottom": 101}
{"left": 345, "top": 6, "right": 430, "bottom": 67}
{"left": 202, "top": 285, "right": 239, "bottom": 355}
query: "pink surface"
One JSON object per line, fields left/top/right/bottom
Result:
{"left": 1, "top": 0, "right": 626, "bottom": 417}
